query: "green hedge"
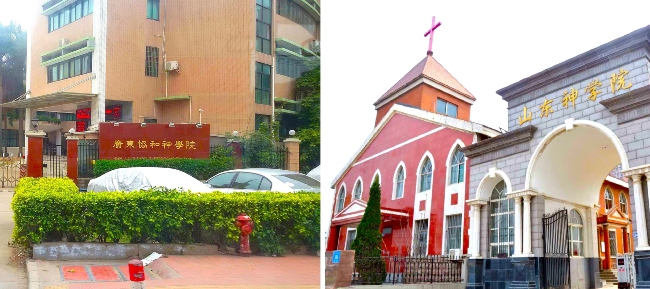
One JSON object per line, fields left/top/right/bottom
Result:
{"left": 12, "top": 178, "right": 320, "bottom": 255}
{"left": 93, "top": 156, "right": 234, "bottom": 180}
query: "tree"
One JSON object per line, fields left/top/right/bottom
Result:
{"left": 0, "top": 22, "right": 27, "bottom": 155}
{"left": 351, "top": 179, "right": 386, "bottom": 284}
{"left": 295, "top": 67, "right": 320, "bottom": 173}
{"left": 240, "top": 124, "right": 284, "bottom": 169}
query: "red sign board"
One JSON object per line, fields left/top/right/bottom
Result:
{"left": 76, "top": 108, "right": 91, "bottom": 120}
{"left": 98, "top": 123, "right": 210, "bottom": 159}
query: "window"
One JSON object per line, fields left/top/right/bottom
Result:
{"left": 609, "top": 230, "right": 618, "bottom": 257}
{"left": 274, "top": 174, "right": 320, "bottom": 190}
{"left": 394, "top": 166, "right": 405, "bottom": 199}
{"left": 489, "top": 180, "right": 514, "bottom": 257}
{"left": 48, "top": 0, "right": 93, "bottom": 32}
{"left": 353, "top": 180, "right": 362, "bottom": 200}
{"left": 256, "top": 0, "right": 272, "bottom": 54}
{"left": 436, "top": 99, "right": 458, "bottom": 118}
{"left": 147, "top": 0, "right": 160, "bottom": 20}
{"left": 231, "top": 173, "right": 265, "bottom": 190}
{"left": 413, "top": 220, "right": 429, "bottom": 256}
{"left": 207, "top": 172, "right": 236, "bottom": 188}
{"left": 450, "top": 149, "right": 465, "bottom": 184}
{"left": 277, "top": 56, "right": 310, "bottom": 78}
{"left": 277, "top": 0, "right": 318, "bottom": 36}
{"left": 419, "top": 157, "right": 432, "bottom": 192}
{"left": 604, "top": 188, "right": 613, "bottom": 210}
{"left": 145, "top": 46, "right": 159, "bottom": 77}
{"left": 336, "top": 186, "right": 345, "bottom": 213}
{"left": 259, "top": 178, "right": 272, "bottom": 191}
{"left": 569, "top": 209, "right": 583, "bottom": 256}
{"left": 255, "top": 62, "right": 272, "bottom": 105}
{"left": 59, "top": 113, "right": 76, "bottom": 121}
{"left": 1, "top": 130, "right": 18, "bottom": 147}
{"left": 446, "top": 214, "right": 462, "bottom": 254}
{"left": 345, "top": 229, "right": 357, "bottom": 250}
{"left": 620, "top": 193, "right": 627, "bottom": 214}
{"left": 47, "top": 52, "right": 92, "bottom": 83}
{"left": 254, "top": 114, "right": 271, "bottom": 130}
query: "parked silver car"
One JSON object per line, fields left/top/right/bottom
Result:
{"left": 205, "top": 168, "right": 320, "bottom": 193}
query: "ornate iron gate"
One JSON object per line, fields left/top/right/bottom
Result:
{"left": 43, "top": 143, "right": 67, "bottom": 178}
{"left": 0, "top": 156, "right": 24, "bottom": 187}
{"left": 542, "top": 209, "right": 571, "bottom": 289}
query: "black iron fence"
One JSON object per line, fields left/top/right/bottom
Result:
{"left": 43, "top": 143, "right": 66, "bottom": 178}
{"left": 242, "top": 145, "right": 287, "bottom": 170}
{"left": 352, "top": 255, "right": 466, "bottom": 285}
{"left": 78, "top": 140, "right": 99, "bottom": 178}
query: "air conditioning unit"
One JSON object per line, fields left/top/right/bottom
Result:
{"left": 59, "top": 38, "right": 69, "bottom": 47}
{"left": 164, "top": 61, "right": 179, "bottom": 71}
{"left": 448, "top": 249, "right": 461, "bottom": 259}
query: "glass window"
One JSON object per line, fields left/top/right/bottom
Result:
{"left": 436, "top": 98, "right": 459, "bottom": 118}
{"left": 489, "top": 180, "right": 513, "bottom": 257}
{"left": 147, "top": 0, "right": 160, "bottom": 20}
{"left": 620, "top": 193, "right": 627, "bottom": 214}
{"left": 231, "top": 173, "right": 264, "bottom": 190}
{"left": 345, "top": 229, "right": 356, "bottom": 250}
{"left": 254, "top": 114, "right": 271, "bottom": 130}
{"left": 277, "top": 0, "right": 317, "bottom": 36}
{"left": 274, "top": 174, "right": 320, "bottom": 190}
{"left": 450, "top": 149, "right": 465, "bottom": 184}
{"left": 413, "top": 219, "right": 429, "bottom": 256}
{"left": 609, "top": 230, "right": 618, "bottom": 257}
{"left": 48, "top": 0, "right": 93, "bottom": 32}
{"left": 336, "top": 186, "right": 345, "bottom": 213}
{"left": 145, "top": 46, "right": 159, "bottom": 77}
{"left": 47, "top": 52, "right": 92, "bottom": 83}
{"left": 605, "top": 188, "right": 613, "bottom": 210}
{"left": 395, "top": 166, "right": 405, "bottom": 199}
{"left": 353, "top": 180, "right": 362, "bottom": 200}
{"left": 446, "top": 214, "right": 462, "bottom": 253}
{"left": 419, "top": 157, "right": 432, "bottom": 192}
{"left": 276, "top": 56, "right": 310, "bottom": 78}
{"left": 207, "top": 172, "right": 236, "bottom": 188}
{"left": 569, "top": 209, "right": 583, "bottom": 256}
{"left": 255, "top": 62, "right": 272, "bottom": 105}
{"left": 259, "top": 177, "right": 272, "bottom": 191}
{"left": 256, "top": 0, "right": 272, "bottom": 54}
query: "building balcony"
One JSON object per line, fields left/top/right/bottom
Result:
{"left": 41, "top": 36, "right": 94, "bottom": 66}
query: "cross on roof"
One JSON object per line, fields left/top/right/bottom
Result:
{"left": 424, "top": 16, "right": 441, "bottom": 55}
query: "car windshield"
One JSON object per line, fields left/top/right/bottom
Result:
{"left": 273, "top": 174, "right": 320, "bottom": 190}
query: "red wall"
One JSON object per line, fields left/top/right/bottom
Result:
{"left": 330, "top": 113, "right": 474, "bottom": 255}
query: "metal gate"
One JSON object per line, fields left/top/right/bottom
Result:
{"left": 0, "top": 156, "right": 24, "bottom": 187}
{"left": 78, "top": 140, "right": 98, "bottom": 178}
{"left": 542, "top": 209, "right": 571, "bottom": 289}
{"left": 43, "top": 143, "right": 67, "bottom": 178}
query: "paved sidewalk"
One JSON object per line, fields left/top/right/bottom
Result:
{"left": 0, "top": 188, "right": 28, "bottom": 289}
{"left": 28, "top": 254, "right": 319, "bottom": 289}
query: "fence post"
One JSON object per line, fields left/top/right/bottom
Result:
{"left": 66, "top": 136, "right": 79, "bottom": 184}
{"left": 26, "top": 130, "right": 45, "bottom": 178}
{"left": 282, "top": 137, "right": 300, "bottom": 172}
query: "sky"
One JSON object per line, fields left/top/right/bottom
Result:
{"left": 0, "top": 1, "right": 36, "bottom": 28}
{"left": 320, "top": 0, "right": 650, "bottom": 239}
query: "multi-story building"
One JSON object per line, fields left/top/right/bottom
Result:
{"left": 10, "top": 0, "right": 319, "bottom": 152}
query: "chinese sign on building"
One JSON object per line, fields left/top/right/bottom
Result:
{"left": 98, "top": 123, "right": 210, "bottom": 159}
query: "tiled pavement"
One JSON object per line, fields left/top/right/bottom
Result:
{"left": 30, "top": 254, "right": 319, "bottom": 289}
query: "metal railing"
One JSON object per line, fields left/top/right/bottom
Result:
{"left": 352, "top": 254, "right": 466, "bottom": 285}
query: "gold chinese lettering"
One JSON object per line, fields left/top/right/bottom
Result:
{"left": 113, "top": 140, "right": 123, "bottom": 149}
{"left": 584, "top": 79, "right": 603, "bottom": 101}
{"left": 126, "top": 140, "right": 135, "bottom": 148}
{"left": 138, "top": 140, "right": 147, "bottom": 148}
{"left": 162, "top": 141, "right": 172, "bottom": 149}
{"left": 611, "top": 68, "right": 632, "bottom": 94}
{"left": 175, "top": 141, "right": 184, "bottom": 149}
{"left": 539, "top": 99, "right": 554, "bottom": 118}
{"left": 562, "top": 88, "right": 578, "bottom": 108}
{"left": 150, "top": 141, "right": 161, "bottom": 148}
{"left": 187, "top": 141, "right": 196, "bottom": 150}
{"left": 518, "top": 106, "right": 532, "bottom": 126}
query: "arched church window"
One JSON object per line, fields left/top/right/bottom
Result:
{"left": 420, "top": 157, "right": 432, "bottom": 192}
{"left": 450, "top": 149, "right": 465, "bottom": 184}
{"left": 394, "top": 166, "right": 405, "bottom": 199}
{"left": 353, "top": 179, "right": 362, "bottom": 200}
{"left": 489, "top": 180, "right": 513, "bottom": 257}
{"left": 604, "top": 188, "right": 613, "bottom": 210}
{"left": 569, "top": 209, "right": 583, "bottom": 256}
{"left": 620, "top": 193, "right": 627, "bottom": 214}
{"left": 336, "top": 186, "right": 346, "bottom": 213}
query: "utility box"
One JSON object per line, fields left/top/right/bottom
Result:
{"left": 617, "top": 256, "right": 631, "bottom": 289}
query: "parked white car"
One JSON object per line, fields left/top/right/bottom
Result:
{"left": 88, "top": 167, "right": 214, "bottom": 193}
{"left": 205, "top": 168, "right": 320, "bottom": 193}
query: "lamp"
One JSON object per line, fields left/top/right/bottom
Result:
{"left": 113, "top": 122, "right": 120, "bottom": 127}
{"left": 233, "top": 131, "right": 239, "bottom": 137}
{"left": 196, "top": 123, "right": 202, "bottom": 128}
{"left": 141, "top": 123, "right": 147, "bottom": 127}
{"left": 31, "top": 118, "right": 39, "bottom": 130}
{"left": 169, "top": 122, "right": 175, "bottom": 128}
{"left": 289, "top": 130, "right": 296, "bottom": 136}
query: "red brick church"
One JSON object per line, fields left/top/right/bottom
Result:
{"left": 326, "top": 50, "right": 500, "bottom": 256}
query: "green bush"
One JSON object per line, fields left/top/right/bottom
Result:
{"left": 12, "top": 178, "right": 319, "bottom": 255}
{"left": 93, "top": 156, "right": 234, "bottom": 180}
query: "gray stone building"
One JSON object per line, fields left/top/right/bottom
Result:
{"left": 462, "top": 26, "right": 650, "bottom": 288}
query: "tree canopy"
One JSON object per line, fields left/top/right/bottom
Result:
{"left": 295, "top": 66, "right": 320, "bottom": 173}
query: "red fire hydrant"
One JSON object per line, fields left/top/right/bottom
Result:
{"left": 128, "top": 259, "right": 145, "bottom": 288}
{"left": 235, "top": 213, "right": 253, "bottom": 256}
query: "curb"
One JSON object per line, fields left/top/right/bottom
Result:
{"left": 26, "top": 260, "right": 39, "bottom": 289}
{"left": 33, "top": 242, "right": 220, "bottom": 261}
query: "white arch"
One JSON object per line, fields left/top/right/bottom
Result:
{"left": 353, "top": 176, "right": 364, "bottom": 200}
{"left": 446, "top": 139, "right": 467, "bottom": 186}
{"left": 475, "top": 169, "right": 513, "bottom": 201}
{"left": 415, "top": 151, "right": 435, "bottom": 193}
{"left": 392, "top": 161, "right": 407, "bottom": 200}
{"left": 525, "top": 119, "right": 629, "bottom": 189}
{"left": 335, "top": 182, "right": 347, "bottom": 213}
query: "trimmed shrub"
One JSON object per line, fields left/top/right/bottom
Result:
{"left": 12, "top": 178, "right": 319, "bottom": 255}
{"left": 93, "top": 156, "right": 234, "bottom": 180}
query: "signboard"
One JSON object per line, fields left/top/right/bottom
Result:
{"left": 332, "top": 250, "right": 341, "bottom": 264}
{"left": 99, "top": 123, "right": 210, "bottom": 159}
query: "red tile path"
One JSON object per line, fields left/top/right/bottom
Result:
{"left": 61, "top": 266, "right": 89, "bottom": 281}
{"left": 90, "top": 266, "right": 121, "bottom": 282}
